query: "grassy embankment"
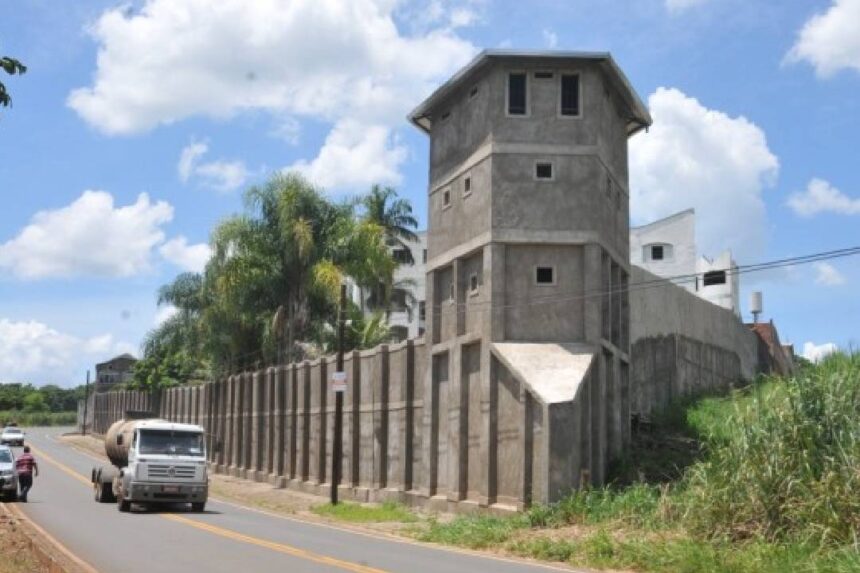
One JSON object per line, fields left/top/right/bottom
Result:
{"left": 410, "top": 351, "right": 860, "bottom": 572}
{"left": 0, "top": 411, "right": 77, "bottom": 427}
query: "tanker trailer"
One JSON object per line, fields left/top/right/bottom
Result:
{"left": 92, "top": 417, "right": 208, "bottom": 512}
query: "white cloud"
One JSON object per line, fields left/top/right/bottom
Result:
{"left": 0, "top": 191, "right": 173, "bottom": 279}
{"left": 787, "top": 178, "right": 860, "bottom": 217}
{"left": 68, "top": 0, "right": 477, "bottom": 189}
{"left": 0, "top": 318, "right": 133, "bottom": 386}
{"left": 814, "top": 262, "right": 846, "bottom": 286}
{"left": 786, "top": 0, "right": 860, "bottom": 77}
{"left": 177, "top": 141, "right": 249, "bottom": 193}
{"left": 154, "top": 305, "right": 179, "bottom": 326}
{"left": 630, "top": 87, "right": 779, "bottom": 260}
{"left": 288, "top": 120, "right": 407, "bottom": 189}
{"left": 542, "top": 29, "right": 558, "bottom": 49}
{"left": 802, "top": 341, "right": 838, "bottom": 363}
{"left": 159, "top": 236, "right": 211, "bottom": 273}
{"left": 665, "top": 0, "right": 711, "bottom": 13}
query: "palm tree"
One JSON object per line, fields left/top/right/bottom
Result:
{"left": 361, "top": 185, "right": 419, "bottom": 262}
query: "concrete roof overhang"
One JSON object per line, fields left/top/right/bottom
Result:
{"left": 408, "top": 49, "right": 653, "bottom": 137}
{"left": 490, "top": 342, "right": 596, "bottom": 406}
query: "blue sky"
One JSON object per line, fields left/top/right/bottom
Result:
{"left": 1, "top": 0, "right": 858, "bottom": 386}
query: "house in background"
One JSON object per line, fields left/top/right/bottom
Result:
{"left": 630, "top": 208, "right": 740, "bottom": 315}
{"left": 94, "top": 353, "right": 137, "bottom": 392}
{"left": 387, "top": 231, "right": 427, "bottom": 341}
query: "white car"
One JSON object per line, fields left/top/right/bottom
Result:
{"left": 0, "top": 446, "right": 17, "bottom": 501}
{"left": 0, "top": 427, "right": 25, "bottom": 447}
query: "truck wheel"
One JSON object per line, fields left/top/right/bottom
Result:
{"left": 117, "top": 495, "right": 131, "bottom": 512}
{"left": 95, "top": 481, "right": 115, "bottom": 503}
{"left": 191, "top": 502, "right": 206, "bottom": 512}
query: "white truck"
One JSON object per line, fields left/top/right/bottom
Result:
{"left": 92, "top": 417, "right": 209, "bottom": 512}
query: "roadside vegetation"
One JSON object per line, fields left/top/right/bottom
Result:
{"left": 0, "top": 383, "right": 83, "bottom": 426}
{"left": 414, "top": 351, "right": 860, "bottom": 572}
{"left": 132, "top": 175, "right": 419, "bottom": 389}
{"left": 312, "top": 501, "right": 417, "bottom": 523}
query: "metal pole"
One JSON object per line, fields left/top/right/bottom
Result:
{"left": 82, "top": 370, "right": 90, "bottom": 436}
{"left": 331, "top": 284, "right": 346, "bottom": 505}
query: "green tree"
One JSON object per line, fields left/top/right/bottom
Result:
{"left": 1, "top": 55, "right": 26, "bottom": 107}
{"left": 22, "top": 391, "right": 49, "bottom": 413}
{"left": 318, "top": 304, "right": 392, "bottom": 353}
{"left": 361, "top": 185, "right": 419, "bottom": 262}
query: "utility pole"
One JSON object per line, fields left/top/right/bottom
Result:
{"left": 331, "top": 283, "right": 347, "bottom": 505}
{"left": 82, "top": 370, "right": 90, "bottom": 436}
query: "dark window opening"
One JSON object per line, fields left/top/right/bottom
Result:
{"left": 393, "top": 249, "right": 411, "bottom": 264}
{"left": 469, "top": 273, "right": 479, "bottom": 294}
{"left": 703, "top": 270, "right": 727, "bottom": 286}
{"left": 442, "top": 188, "right": 451, "bottom": 207}
{"left": 561, "top": 74, "right": 580, "bottom": 116}
{"left": 534, "top": 71, "right": 554, "bottom": 79}
{"left": 440, "top": 110, "right": 451, "bottom": 121}
{"left": 391, "top": 289, "right": 409, "bottom": 312}
{"left": 464, "top": 176, "right": 472, "bottom": 194}
{"left": 419, "top": 301, "right": 426, "bottom": 321}
{"left": 422, "top": 249, "right": 427, "bottom": 263}
{"left": 469, "top": 85, "right": 479, "bottom": 99}
{"left": 651, "top": 245, "right": 664, "bottom": 261}
{"left": 536, "top": 266, "right": 555, "bottom": 285}
{"left": 535, "top": 162, "right": 553, "bottom": 180}
{"left": 508, "top": 73, "right": 527, "bottom": 115}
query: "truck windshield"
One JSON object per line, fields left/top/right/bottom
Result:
{"left": 0, "top": 450, "right": 12, "bottom": 463}
{"left": 138, "top": 430, "right": 204, "bottom": 457}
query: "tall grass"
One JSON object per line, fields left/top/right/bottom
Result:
{"left": 0, "top": 410, "right": 77, "bottom": 427}
{"left": 682, "top": 351, "right": 860, "bottom": 545}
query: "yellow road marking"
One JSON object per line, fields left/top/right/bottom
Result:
{"left": 28, "top": 445, "right": 389, "bottom": 573}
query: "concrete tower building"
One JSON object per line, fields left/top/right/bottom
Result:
{"left": 410, "top": 51, "right": 651, "bottom": 509}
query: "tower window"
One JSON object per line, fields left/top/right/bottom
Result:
{"left": 464, "top": 175, "right": 472, "bottom": 196}
{"left": 507, "top": 72, "right": 527, "bottom": 115}
{"left": 440, "top": 110, "right": 451, "bottom": 121}
{"left": 561, "top": 74, "right": 580, "bottom": 116}
{"left": 469, "top": 273, "right": 479, "bottom": 295}
{"left": 703, "top": 270, "right": 727, "bottom": 286}
{"left": 535, "top": 266, "right": 556, "bottom": 285}
{"left": 469, "top": 85, "right": 479, "bottom": 99}
{"left": 535, "top": 162, "right": 554, "bottom": 180}
{"left": 442, "top": 187, "right": 451, "bottom": 208}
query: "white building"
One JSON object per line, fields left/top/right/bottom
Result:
{"left": 630, "top": 209, "right": 740, "bottom": 315}
{"left": 387, "top": 231, "right": 427, "bottom": 340}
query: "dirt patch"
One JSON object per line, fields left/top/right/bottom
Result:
{"left": 0, "top": 509, "right": 45, "bottom": 573}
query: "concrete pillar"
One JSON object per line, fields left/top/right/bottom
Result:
{"left": 591, "top": 354, "right": 607, "bottom": 486}
{"left": 316, "top": 359, "right": 328, "bottom": 486}
{"left": 243, "top": 372, "right": 254, "bottom": 477}
{"left": 349, "top": 350, "right": 361, "bottom": 487}
{"left": 272, "top": 366, "right": 286, "bottom": 487}
{"left": 373, "top": 345, "right": 390, "bottom": 490}
{"left": 584, "top": 244, "right": 603, "bottom": 344}
{"left": 300, "top": 362, "right": 311, "bottom": 482}
{"left": 250, "top": 370, "right": 265, "bottom": 481}
{"left": 402, "top": 340, "right": 415, "bottom": 491}
{"left": 287, "top": 364, "right": 298, "bottom": 481}
{"left": 446, "top": 342, "right": 466, "bottom": 503}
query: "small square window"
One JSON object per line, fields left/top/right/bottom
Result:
{"left": 464, "top": 175, "right": 472, "bottom": 195}
{"left": 422, "top": 249, "right": 427, "bottom": 264}
{"left": 651, "top": 245, "right": 664, "bottom": 261}
{"left": 442, "top": 188, "right": 451, "bottom": 207}
{"left": 535, "top": 266, "right": 555, "bottom": 285}
{"left": 535, "top": 162, "right": 553, "bottom": 180}
{"left": 469, "top": 273, "right": 479, "bottom": 295}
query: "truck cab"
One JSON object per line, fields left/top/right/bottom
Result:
{"left": 94, "top": 419, "right": 209, "bottom": 513}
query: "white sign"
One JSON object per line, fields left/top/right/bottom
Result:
{"left": 332, "top": 371, "right": 347, "bottom": 392}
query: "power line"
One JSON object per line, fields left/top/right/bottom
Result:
{"left": 428, "top": 245, "right": 860, "bottom": 314}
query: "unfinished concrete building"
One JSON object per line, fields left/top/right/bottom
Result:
{"left": 409, "top": 50, "right": 651, "bottom": 510}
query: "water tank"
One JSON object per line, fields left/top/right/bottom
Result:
{"left": 750, "top": 291, "right": 763, "bottom": 320}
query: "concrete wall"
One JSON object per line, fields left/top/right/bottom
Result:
{"left": 629, "top": 265, "right": 757, "bottom": 416}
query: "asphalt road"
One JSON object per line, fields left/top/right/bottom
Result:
{"left": 7, "top": 427, "right": 576, "bottom": 573}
